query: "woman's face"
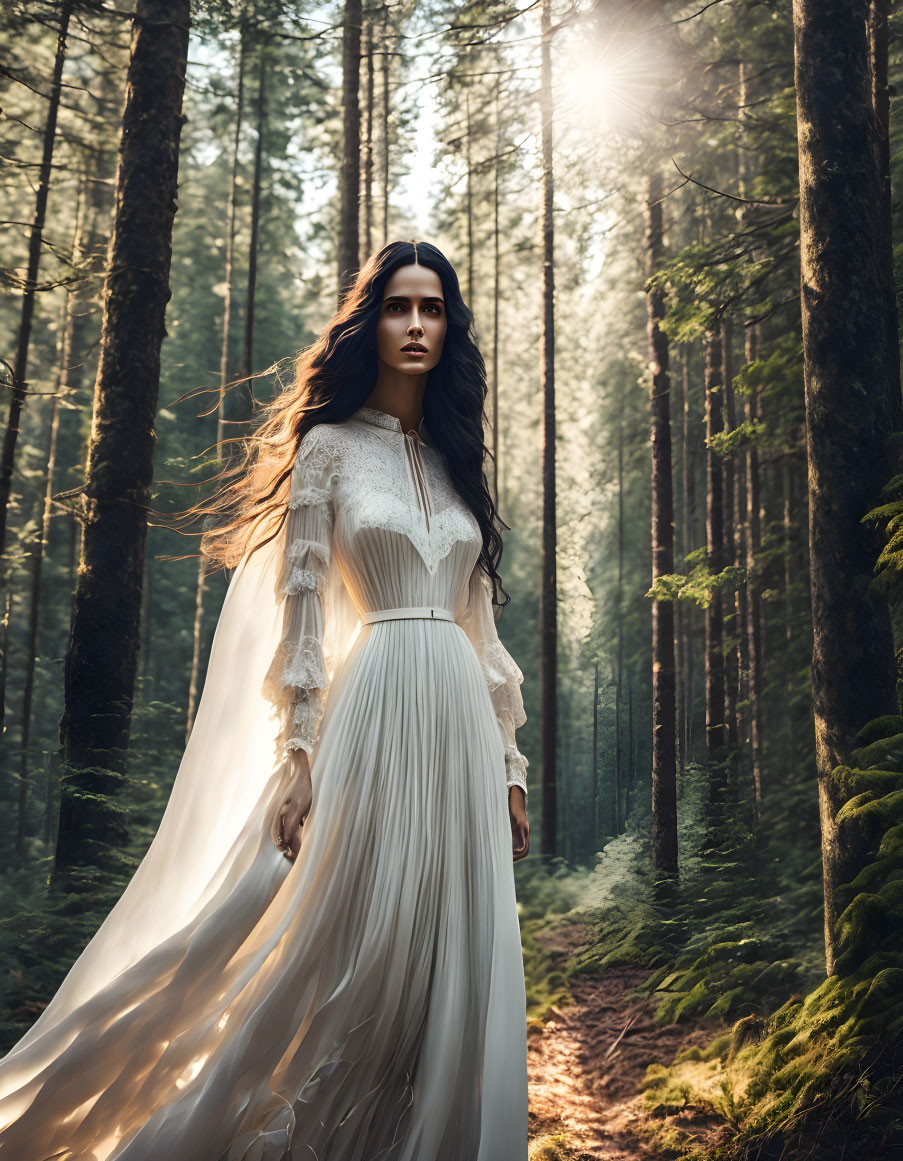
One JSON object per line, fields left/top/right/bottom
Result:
{"left": 375, "top": 263, "right": 447, "bottom": 375}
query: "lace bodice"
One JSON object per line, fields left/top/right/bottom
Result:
{"left": 265, "top": 404, "right": 529, "bottom": 800}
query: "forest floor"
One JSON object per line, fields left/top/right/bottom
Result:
{"left": 526, "top": 918, "right": 729, "bottom": 1160}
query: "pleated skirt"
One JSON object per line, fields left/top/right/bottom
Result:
{"left": 0, "top": 618, "right": 528, "bottom": 1161}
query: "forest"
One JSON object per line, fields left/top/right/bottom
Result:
{"left": 2, "top": 0, "right": 903, "bottom": 1156}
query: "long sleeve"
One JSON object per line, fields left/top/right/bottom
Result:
{"left": 265, "top": 424, "right": 339, "bottom": 761}
{"left": 457, "top": 562, "right": 530, "bottom": 802}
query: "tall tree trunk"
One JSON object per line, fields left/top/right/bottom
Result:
{"left": 777, "top": 455, "right": 796, "bottom": 761}
{"left": 0, "top": 0, "right": 72, "bottom": 555}
{"left": 646, "top": 169, "right": 678, "bottom": 878}
{"left": 69, "top": 506, "right": 78, "bottom": 579}
{"left": 674, "top": 398, "right": 685, "bottom": 789}
{"left": 339, "top": 0, "right": 362, "bottom": 297}
{"left": 0, "top": 589, "right": 10, "bottom": 748}
{"left": 704, "top": 322, "right": 727, "bottom": 789}
{"left": 738, "top": 60, "right": 764, "bottom": 819}
{"left": 626, "top": 682, "right": 636, "bottom": 821}
{"left": 681, "top": 346, "right": 695, "bottom": 769}
{"left": 44, "top": 749, "right": 59, "bottom": 845}
{"left": 614, "top": 413, "right": 624, "bottom": 833}
{"left": 18, "top": 193, "right": 85, "bottom": 856}
{"left": 381, "top": 2, "right": 390, "bottom": 244}
{"left": 868, "top": 0, "right": 902, "bottom": 430}
{"left": 465, "top": 92, "right": 475, "bottom": 307}
{"left": 722, "top": 317, "right": 741, "bottom": 752}
{"left": 363, "top": 18, "right": 375, "bottom": 260}
{"left": 19, "top": 358, "right": 62, "bottom": 857}
{"left": 744, "top": 323, "right": 764, "bottom": 819}
{"left": 54, "top": 0, "right": 191, "bottom": 886}
{"left": 539, "top": 0, "right": 558, "bottom": 855}
{"left": 186, "top": 31, "right": 246, "bottom": 742}
{"left": 219, "top": 32, "right": 246, "bottom": 440}
{"left": 55, "top": 76, "right": 120, "bottom": 592}
{"left": 240, "top": 53, "right": 265, "bottom": 416}
{"left": 491, "top": 76, "right": 501, "bottom": 503}
{"left": 561, "top": 735, "right": 570, "bottom": 862}
{"left": 140, "top": 549, "right": 152, "bottom": 681}
{"left": 592, "top": 660, "right": 600, "bottom": 845}
{"left": 793, "top": 0, "right": 899, "bottom": 975}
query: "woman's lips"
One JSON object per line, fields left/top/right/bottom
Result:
{"left": 401, "top": 347, "right": 427, "bottom": 357}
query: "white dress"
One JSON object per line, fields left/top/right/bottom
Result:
{"left": 0, "top": 404, "right": 530, "bottom": 1161}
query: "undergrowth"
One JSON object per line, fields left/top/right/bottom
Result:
{"left": 579, "top": 719, "right": 903, "bottom": 1161}
{"left": 518, "top": 716, "right": 903, "bottom": 1159}
{"left": 0, "top": 693, "right": 187, "bottom": 1052}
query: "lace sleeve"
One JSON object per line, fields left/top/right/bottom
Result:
{"left": 457, "top": 562, "right": 529, "bottom": 802}
{"left": 266, "top": 424, "right": 340, "bottom": 760}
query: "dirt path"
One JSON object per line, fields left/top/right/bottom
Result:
{"left": 527, "top": 919, "right": 723, "bottom": 1160}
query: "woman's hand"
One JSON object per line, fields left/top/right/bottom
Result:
{"left": 509, "top": 786, "right": 529, "bottom": 862}
{"left": 272, "top": 749, "right": 313, "bottom": 862}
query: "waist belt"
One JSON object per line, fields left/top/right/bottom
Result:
{"left": 362, "top": 605, "right": 455, "bottom": 625}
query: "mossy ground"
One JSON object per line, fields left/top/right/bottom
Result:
{"left": 527, "top": 1133, "right": 587, "bottom": 1161}
{"left": 639, "top": 730, "right": 902, "bottom": 1158}
{"left": 520, "top": 718, "right": 903, "bottom": 1160}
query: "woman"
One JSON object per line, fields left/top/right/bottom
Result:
{"left": 0, "top": 240, "right": 531, "bottom": 1160}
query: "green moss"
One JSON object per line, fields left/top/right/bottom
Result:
{"left": 521, "top": 919, "right": 577, "bottom": 1027}
{"left": 847, "top": 735, "right": 903, "bottom": 774}
{"left": 527, "top": 1132, "right": 584, "bottom": 1160}
{"left": 837, "top": 788, "right": 903, "bottom": 829}
{"left": 854, "top": 716, "right": 903, "bottom": 746}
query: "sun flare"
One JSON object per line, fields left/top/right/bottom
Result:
{"left": 557, "top": 35, "right": 672, "bottom": 136}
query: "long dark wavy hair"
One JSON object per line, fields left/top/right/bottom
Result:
{"left": 173, "top": 240, "right": 512, "bottom": 607}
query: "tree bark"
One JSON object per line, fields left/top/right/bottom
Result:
{"left": 186, "top": 30, "right": 246, "bottom": 742}
{"left": 491, "top": 76, "right": 501, "bottom": 504}
{"left": 744, "top": 323, "right": 764, "bottom": 820}
{"left": 339, "top": 0, "right": 362, "bottom": 298}
{"left": 0, "top": 589, "right": 10, "bottom": 750}
{"left": 219, "top": 32, "right": 246, "bottom": 442}
{"left": 722, "top": 317, "right": 741, "bottom": 751}
{"left": 239, "top": 52, "right": 265, "bottom": 416}
{"left": 704, "top": 322, "right": 727, "bottom": 786}
{"left": 539, "top": 0, "right": 558, "bottom": 855}
{"left": 646, "top": 169, "right": 678, "bottom": 878}
{"left": 18, "top": 192, "right": 84, "bottom": 857}
{"left": 868, "top": 0, "right": 903, "bottom": 430}
{"left": 615, "top": 413, "right": 624, "bottom": 833}
{"left": 0, "top": 0, "right": 72, "bottom": 555}
{"left": 381, "top": 2, "right": 390, "bottom": 244}
{"left": 54, "top": 0, "right": 190, "bottom": 885}
{"left": 53, "top": 72, "right": 120, "bottom": 603}
{"left": 680, "top": 346, "right": 695, "bottom": 770}
{"left": 626, "top": 682, "right": 636, "bottom": 820}
{"left": 593, "top": 660, "right": 600, "bottom": 845}
{"left": 793, "top": 0, "right": 899, "bottom": 974}
{"left": 465, "top": 92, "right": 475, "bottom": 307}
{"left": 363, "top": 18, "right": 375, "bottom": 261}
{"left": 674, "top": 367, "right": 686, "bottom": 789}
{"left": 738, "top": 60, "right": 764, "bottom": 819}
{"left": 19, "top": 372, "right": 62, "bottom": 857}
{"left": 44, "top": 749, "right": 60, "bottom": 846}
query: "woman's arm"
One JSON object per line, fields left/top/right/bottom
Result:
{"left": 264, "top": 424, "right": 340, "bottom": 856}
{"left": 271, "top": 424, "right": 340, "bottom": 758}
{"left": 457, "top": 561, "right": 530, "bottom": 804}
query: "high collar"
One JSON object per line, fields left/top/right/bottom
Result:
{"left": 350, "top": 405, "right": 433, "bottom": 446}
